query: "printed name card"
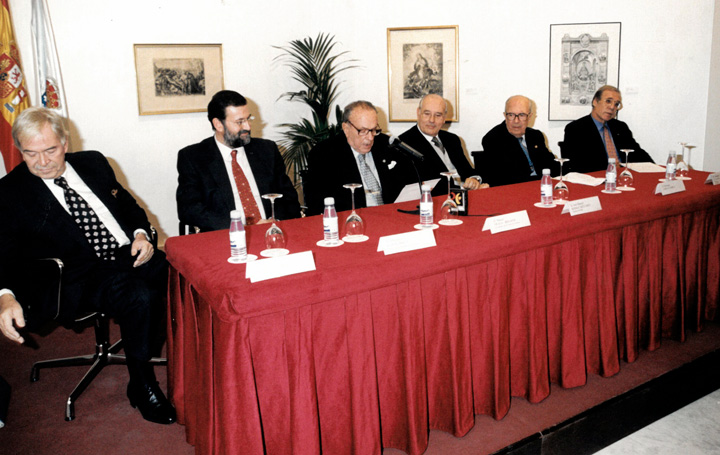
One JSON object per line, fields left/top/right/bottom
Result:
{"left": 482, "top": 210, "right": 531, "bottom": 234}
{"left": 245, "top": 251, "right": 316, "bottom": 283}
{"left": 561, "top": 196, "right": 603, "bottom": 216}
{"left": 377, "top": 229, "right": 436, "bottom": 255}
{"left": 655, "top": 180, "right": 686, "bottom": 196}
{"left": 705, "top": 172, "right": 720, "bottom": 185}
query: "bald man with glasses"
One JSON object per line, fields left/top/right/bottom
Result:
{"left": 481, "top": 95, "right": 558, "bottom": 187}
{"left": 562, "top": 85, "right": 653, "bottom": 174}
{"left": 303, "top": 100, "right": 410, "bottom": 216}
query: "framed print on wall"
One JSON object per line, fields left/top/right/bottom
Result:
{"left": 548, "top": 22, "right": 621, "bottom": 121}
{"left": 134, "top": 44, "right": 224, "bottom": 115}
{"left": 387, "top": 25, "right": 459, "bottom": 122}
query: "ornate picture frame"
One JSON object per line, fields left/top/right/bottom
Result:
{"left": 133, "top": 44, "right": 224, "bottom": 115}
{"left": 548, "top": 22, "right": 621, "bottom": 121}
{"left": 387, "top": 25, "right": 459, "bottom": 122}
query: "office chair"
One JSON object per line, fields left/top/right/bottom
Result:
{"left": 23, "top": 258, "right": 166, "bottom": 421}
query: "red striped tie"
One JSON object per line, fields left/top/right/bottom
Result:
{"left": 231, "top": 150, "right": 261, "bottom": 225}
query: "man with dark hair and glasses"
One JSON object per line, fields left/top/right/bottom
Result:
{"left": 562, "top": 85, "right": 654, "bottom": 174}
{"left": 304, "top": 100, "right": 410, "bottom": 216}
{"left": 176, "top": 90, "right": 300, "bottom": 232}
{"left": 481, "top": 95, "right": 558, "bottom": 187}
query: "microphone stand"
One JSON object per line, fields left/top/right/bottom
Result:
{"left": 393, "top": 147, "right": 424, "bottom": 215}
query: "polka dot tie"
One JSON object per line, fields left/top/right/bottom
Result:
{"left": 231, "top": 150, "right": 261, "bottom": 225}
{"left": 54, "top": 177, "right": 117, "bottom": 261}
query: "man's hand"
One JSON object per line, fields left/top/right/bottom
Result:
{"left": 462, "top": 178, "right": 485, "bottom": 190}
{"left": 256, "top": 219, "right": 273, "bottom": 225}
{"left": 0, "top": 294, "right": 25, "bottom": 344}
{"left": 131, "top": 233, "right": 154, "bottom": 268}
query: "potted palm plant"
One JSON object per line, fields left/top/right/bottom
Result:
{"left": 274, "top": 33, "right": 357, "bottom": 189}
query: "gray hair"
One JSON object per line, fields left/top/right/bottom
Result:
{"left": 12, "top": 107, "right": 68, "bottom": 149}
{"left": 342, "top": 100, "right": 376, "bottom": 123}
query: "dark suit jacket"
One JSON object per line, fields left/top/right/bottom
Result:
{"left": 303, "top": 133, "right": 411, "bottom": 216}
{"left": 0, "top": 151, "right": 153, "bottom": 324}
{"left": 481, "top": 122, "right": 558, "bottom": 187}
{"left": 562, "top": 115, "right": 654, "bottom": 174}
{"left": 398, "top": 125, "right": 477, "bottom": 196}
{"left": 176, "top": 136, "right": 301, "bottom": 232}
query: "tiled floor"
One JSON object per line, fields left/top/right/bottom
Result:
{"left": 595, "top": 388, "right": 720, "bottom": 455}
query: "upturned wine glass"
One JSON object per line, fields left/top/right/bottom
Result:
{"left": 438, "top": 171, "right": 461, "bottom": 225}
{"left": 261, "top": 193, "right": 287, "bottom": 256}
{"left": 552, "top": 157, "right": 570, "bottom": 203}
{"left": 618, "top": 149, "right": 635, "bottom": 190}
{"left": 678, "top": 142, "right": 693, "bottom": 180}
{"left": 342, "top": 183, "right": 366, "bottom": 240}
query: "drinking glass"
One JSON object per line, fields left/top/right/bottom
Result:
{"left": 261, "top": 193, "right": 288, "bottom": 257}
{"left": 678, "top": 142, "right": 692, "bottom": 180}
{"left": 342, "top": 183, "right": 367, "bottom": 241}
{"left": 618, "top": 149, "right": 635, "bottom": 191}
{"left": 552, "top": 157, "right": 570, "bottom": 203}
{"left": 438, "top": 171, "right": 461, "bottom": 225}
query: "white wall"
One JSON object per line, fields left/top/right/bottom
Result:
{"left": 7, "top": 0, "right": 717, "bottom": 243}
{"left": 705, "top": 0, "right": 720, "bottom": 171}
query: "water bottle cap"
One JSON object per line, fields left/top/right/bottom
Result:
{"left": 542, "top": 168, "right": 550, "bottom": 175}
{"left": 608, "top": 158, "right": 616, "bottom": 163}
{"left": 324, "top": 197, "right": 335, "bottom": 206}
{"left": 230, "top": 210, "right": 242, "bottom": 219}
{"left": 421, "top": 184, "right": 431, "bottom": 191}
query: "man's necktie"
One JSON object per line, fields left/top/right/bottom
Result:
{"left": 231, "top": 150, "right": 261, "bottom": 225}
{"left": 357, "top": 154, "right": 384, "bottom": 206}
{"left": 517, "top": 137, "right": 537, "bottom": 176}
{"left": 603, "top": 125, "right": 619, "bottom": 163}
{"left": 54, "top": 176, "right": 117, "bottom": 261}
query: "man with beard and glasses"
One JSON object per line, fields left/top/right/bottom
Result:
{"left": 177, "top": 90, "right": 300, "bottom": 232}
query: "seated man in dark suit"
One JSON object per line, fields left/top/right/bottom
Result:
{"left": 0, "top": 107, "right": 175, "bottom": 424}
{"left": 481, "top": 95, "right": 558, "bottom": 187}
{"left": 304, "top": 100, "right": 411, "bottom": 216}
{"left": 562, "top": 85, "right": 654, "bottom": 174}
{"left": 177, "top": 90, "right": 300, "bottom": 232}
{"left": 399, "top": 94, "right": 485, "bottom": 196}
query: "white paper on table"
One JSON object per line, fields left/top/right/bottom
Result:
{"left": 561, "top": 196, "right": 602, "bottom": 216}
{"left": 561, "top": 172, "right": 606, "bottom": 186}
{"left": 482, "top": 210, "right": 531, "bottom": 234}
{"left": 655, "top": 180, "right": 686, "bottom": 196}
{"left": 705, "top": 172, "right": 720, "bottom": 185}
{"left": 625, "top": 162, "right": 666, "bottom": 173}
{"left": 394, "top": 178, "right": 440, "bottom": 203}
{"left": 245, "top": 250, "right": 316, "bottom": 282}
{"left": 377, "top": 229, "right": 436, "bottom": 255}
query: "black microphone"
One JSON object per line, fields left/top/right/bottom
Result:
{"left": 388, "top": 135, "right": 424, "bottom": 161}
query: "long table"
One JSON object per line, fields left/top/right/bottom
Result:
{"left": 165, "top": 170, "right": 720, "bottom": 455}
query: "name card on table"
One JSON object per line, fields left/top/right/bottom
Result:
{"left": 377, "top": 229, "right": 436, "bottom": 255}
{"left": 561, "top": 196, "right": 602, "bottom": 216}
{"left": 245, "top": 251, "right": 316, "bottom": 283}
{"left": 655, "top": 180, "right": 686, "bottom": 196}
{"left": 482, "top": 210, "right": 531, "bottom": 234}
{"left": 705, "top": 172, "right": 720, "bottom": 185}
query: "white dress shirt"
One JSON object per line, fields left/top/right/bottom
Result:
{"left": 215, "top": 138, "right": 267, "bottom": 222}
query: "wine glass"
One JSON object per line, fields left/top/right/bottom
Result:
{"left": 552, "top": 157, "right": 570, "bottom": 203}
{"left": 260, "top": 193, "right": 288, "bottom": 257}
{"left": 342, "top": 183, "right": 367, "bottom": 242}
{"left": 678, "top": 142, "right": 693, "bottom": 180}
{"left": 618, "top": 149, "right": 635, "bottom": 191}
{"left": 438, "top": 171, "right": 461, "bottom": 225}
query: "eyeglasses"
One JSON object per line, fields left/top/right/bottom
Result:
{"left": 229, "top": 115, "right": 255, "bottom": 126}
{"left": 504, "top": 112, "right": 530, "bottom": 121}
{"left": 345, "top": 120, "right": 382, "bottom": 137}
{"left": 602, "top": 99, "right": 623, "bottom": 110}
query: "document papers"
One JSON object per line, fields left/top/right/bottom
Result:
{"left": 625, "top": 162, "right": 666, "bottom": 173}
{"left": 482, "top": 210, "right": 531, "bottom": 234}
{"left": 561, "top": 196, "right": 602, "bottom": 216}
{"left": 377, "top": 229, "right": 436, "bottom": 255}
{"left": 561, "top": 172, "right": 605, "bottom": 186}
{"left": 245, "top": 251, "right": 316, "bottom": 282}
{"left": 395, "top": 178, "right": 440, "bottom": 203}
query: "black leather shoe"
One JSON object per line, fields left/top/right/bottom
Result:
{"left": 127, "top": 381, "right": 176, "bottom": 424}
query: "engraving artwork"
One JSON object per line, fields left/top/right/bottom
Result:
{"left": 559, "top": 33, "right": 609, "bottom": 106}
{"left": 403, "top": 43, "right": 443, "bottom": 99}
{"left": 153, "top": 58, "right": 205, "bottom": 97}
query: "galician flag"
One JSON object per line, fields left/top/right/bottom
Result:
{"left": 31, "top": 0, "right": 67, "bottom": 117}
{"left": 0, "top": 0, "right": 31, "bottom": 176}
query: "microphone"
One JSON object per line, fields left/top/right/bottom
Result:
{"left": 389, "top": 135, "right": 424, "bottom": 161}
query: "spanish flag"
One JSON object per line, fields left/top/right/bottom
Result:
{"left": 0, "top": 0, "right": 31, "bottom": 176}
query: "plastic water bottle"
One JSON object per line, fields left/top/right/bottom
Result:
{"left": 229, "top": 210, "right": 247, "bottom": 261}
{"left": 323, "top": 197, "right": 339, "bottom": 243}
{"left": 605, "top": 158, "right": 617, "bottom": 192}
{"left": 665, "top": 150, "right": 677, "bottom": 181}
{"left": 419, "top": 184, "right": 433, "bottom": 227}
{"left": 540, "top": 169, "right": 553, "bottom": 205}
